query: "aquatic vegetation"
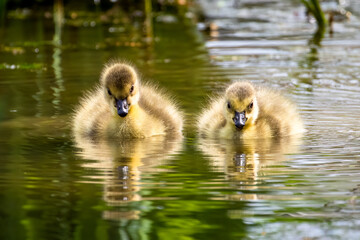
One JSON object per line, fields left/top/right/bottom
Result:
{"left": 0, "top": 45, "right": 25, "bottom": 55}
{"left": 0, "top": 62, "right": 45, "bottom": 70}
{"left": 301, "top": 0, "right": 327, "bottom": 29}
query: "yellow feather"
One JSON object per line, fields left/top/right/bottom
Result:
{"left": 72, "top": 62, "right": 183, "bottom": 139}
{"left": 197, "top": 82, "right": 304, "bottom": 139}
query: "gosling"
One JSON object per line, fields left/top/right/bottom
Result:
{"left": 197, "top": 82, "right": 304, "bottom": 139}
{"left": 73, "top": 61, "right": 183, "bottom": 139}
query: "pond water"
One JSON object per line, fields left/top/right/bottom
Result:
{"left": 1, "top": 1, "right": 360, "bottom": 239}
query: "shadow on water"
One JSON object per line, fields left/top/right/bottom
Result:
{"left": 0, "top": 0, "right": 5, "bottom": 34}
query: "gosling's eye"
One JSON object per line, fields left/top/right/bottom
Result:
{"left": 107, "top": 89, "right": 112, "bottom": 96}
{"left": 248, "top": 101, "right": 253, "bottom": 109}
{"left": 130, "top": 85, "right": 134, "bottom": 93}
{"left": 227, "top": 102, "right": 231, "bottom": 109}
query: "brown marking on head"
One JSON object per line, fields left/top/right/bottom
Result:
{"left": 223, "top": 82, "right": 259, "bottom": 128}
{"left": 100, "top": 62, "right": 141, "bottom": 116}
{"left": 101, "top": 63, "right": 138, "bottom": 100}
{"left": 225, "top": 82, "right": 255, "bottom": 111}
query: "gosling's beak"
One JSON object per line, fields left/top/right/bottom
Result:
{"left": 116, "top": 98, "right": 129, "bottom": 117}
{"left": 233, "top": 111, "right": 247, "bottom": 129}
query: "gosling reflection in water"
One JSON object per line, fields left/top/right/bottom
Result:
{"left": 197, "top": 136, "right": 302, "bottom": 201}
{"left": 74, "top": 134, "right": 183, "bottom": 220}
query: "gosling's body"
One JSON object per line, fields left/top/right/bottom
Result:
{"left": 73, "top": 62, "right": 183, "bottom": 139}
{"left": 197, "top": 82, "right": 304, "bottom": 139}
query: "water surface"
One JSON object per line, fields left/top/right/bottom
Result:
{"left": 1, "top": 1, "right": 360, "bottom": 239}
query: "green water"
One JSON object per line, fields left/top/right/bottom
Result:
{"left": 1, "top": 1, "right": 360, "bottom": 239}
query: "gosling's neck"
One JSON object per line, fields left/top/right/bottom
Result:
{"left": 110, "top": 104, "right": 145, "bottom": 138}
{"left": 111, "top": 104, "right": 142, "bottom": 123}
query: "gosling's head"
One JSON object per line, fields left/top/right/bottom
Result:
{"left": 224, "top": 82, "right": 259, "bottom": 130}
{"left": 100, "top": 62, "right": 140, "bottom": 118}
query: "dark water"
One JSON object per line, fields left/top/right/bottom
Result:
{"left": 1, "top": 1, "right": 360, "bottom": 239}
